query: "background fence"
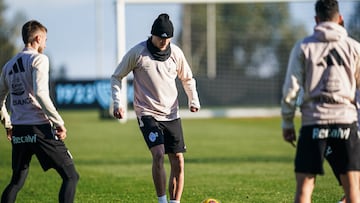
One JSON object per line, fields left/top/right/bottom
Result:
{"left": 48, "top": 1, "right": 359, "bottom": 111}
{"left": 173, "top": 1, "right": 358, "bottom": 108}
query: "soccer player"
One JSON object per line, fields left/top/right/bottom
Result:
{"left": 281, "top": 0, "right": 360, "bottom": 202}
{"left": 0, "top": 20, "right": 79, "bottom": 203}
{"left": 111, "top": 13, "right": 200, "bottom": 203}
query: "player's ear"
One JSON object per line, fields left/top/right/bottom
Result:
{"left": 34, "top": 31, "right": 44, "bottom": 44}
{"left": 314, "top": 16, "right": 320, "bottom": 25}
{"left": 33, "top": 34, "right": 40, "bottom": 44}
{"left": 338, "top": 15, "right": 344, "bottom": 26}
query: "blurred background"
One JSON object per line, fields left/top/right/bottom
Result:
{"left": 1, "top": 0, "right": 359, "bottom": 114}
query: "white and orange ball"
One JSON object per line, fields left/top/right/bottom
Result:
{"left": 201, "top": 198, "right": 220, "bottom": 203}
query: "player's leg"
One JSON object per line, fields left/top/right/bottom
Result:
{"left": 336, "top": 123, "right": 360, "bottom": 203}
{"left": 33, "top": 124, "right": 79, "bottom": 203}
{"left": 340, "top": 171, "right": 360, "bottom": 203}
{"left": 295, "top": 173, "right": 316, "bottom": 203}
{"left": 138, "top": 116, "right": 168, "bottom": 202}
{"left": 338, "top": 124, "right": 360, "bottom": 202}
{"left": 161, "top": 118, "right": 186, "bottom": 202}
{"left": 1, "top": 126, "right": 33, "bottom": 203}
{"left": 55, "top": 164, "right": 79, "bottom": 203}
{"left": 294, "top": 125, "right": 327, "bottom": 203}
{"left": 168, "top": 152, "right": 184, "bottom": 202}
{"left": 338, "top": 195, "right": 346, "bottom": 203}
{"left": 1, "top": 167, "right": 29, "bottom": 203}
{"left": 49, "top": 142, "right": 79, "bottom": 203}
{"left": 150, "top": 144, "right": 167, "bottom": 200}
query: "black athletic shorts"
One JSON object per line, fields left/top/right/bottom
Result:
{"left": 138, "top": 116, "right": 186, "bottom": 154}
{"left": 295, "top": 122, "right": 360, "bottom": 175}
{"left": 11, "top": 124, "right": 74, "bottom": 172}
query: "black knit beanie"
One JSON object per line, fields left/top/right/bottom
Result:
{"left": 151, "top": 13, "right": 174, "bottom": 38}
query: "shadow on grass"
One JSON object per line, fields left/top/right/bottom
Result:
{"left": 187, "top": 155, "right": 293, "bottom": 164}
{"left": 74, "top": 158, "right": 150, "bottom": 165}
{"left": 74, "top": 155, "right": 293, "bottom": 166}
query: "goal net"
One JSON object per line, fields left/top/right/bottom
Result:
{"left": 114, "top": 0, "right": 357, "bottom": 116}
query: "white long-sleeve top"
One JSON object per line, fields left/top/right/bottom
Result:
{"left": 281, "top": 22, "right": 360, "bottom": 129}
{"left": 111, "top": 41, "right": 200, "bottom": 121}
{"left": 0, "top": 47, "right": 64, "bottom": 128}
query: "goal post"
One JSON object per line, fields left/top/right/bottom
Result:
{"left": 114, "top": 0, "right": 127, "bottom": 122}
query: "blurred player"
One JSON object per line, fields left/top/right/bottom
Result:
{"left": 111, "top": 14, "right": 200, "bottom": 203}
{"left": 281, "top": 0, "right": 360, "bottom": 202}
{"left": 0, "top": 20, "right": 79, "bottom": 203}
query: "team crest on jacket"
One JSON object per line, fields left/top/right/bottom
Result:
{"left": 11, "top": 77, "right": 25, "bottom": 96}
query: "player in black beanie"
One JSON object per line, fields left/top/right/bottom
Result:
{"left": 111, "top": 13, "right": 200, "bottom": 203}
{"left": 151, "top": 13, "right": 174, "bottom": 38}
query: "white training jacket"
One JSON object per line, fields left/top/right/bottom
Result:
{"left": 0, "top": 47, "right": 64, "bottom": 128}
{"left": 111, "top": 41, "right": 200, "bottom": 121}
{"left": 281, "top": 22, "right": 360, "bottom": 129}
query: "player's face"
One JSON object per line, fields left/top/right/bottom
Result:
{"left": 37, "top": 30, "right": 47, "bottom": 53}
{"left": 152, "top": 35, "right": 171, "bottom": 51}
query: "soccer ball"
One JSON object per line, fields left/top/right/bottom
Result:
{"left": 202, "top": 198, "right": 220, "bottom": 203}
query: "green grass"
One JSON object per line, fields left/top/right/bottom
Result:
{"left": 0, "top": 110, "right": 343, "bottom": 202}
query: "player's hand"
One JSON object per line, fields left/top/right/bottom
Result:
{"left": 55, "top": 125, "right": 67, "bottom": 140}
{"left": 282, "top": 128, "right": 296, "bottom": 147}
{"left": 190, "top": 106, "right": 199, "bottom": 112}
{"left": 113, "top": 108, "right": 125, "bottom": 119}
{"left": 6, "top": 128, "right": 12, "bottom": 141}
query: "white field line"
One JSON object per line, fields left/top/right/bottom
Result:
{"left": 124, "top": 107, "right": 301, "bottom": 119}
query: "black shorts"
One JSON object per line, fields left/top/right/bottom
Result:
{"left": 295, "top": 122, "right": 360, "bottom": 175}
{"left": 11, "top": 124, "right": 74, "bottom": 172}
{"left": 138, "top": 116, "right": 186, "bottom": 154}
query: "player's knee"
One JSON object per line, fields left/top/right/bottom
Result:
{"left": 170, "top": 153, "right": 184, "bottom": 171}
{"left": 151, "top": 146, "right": 165, "bottom": 163}
{"left": 174, "top": 153, "right": 184, "bottom": 162}
{"left": 153, "top": 152, "right": 164, "bottom": 163}
{"left": 68, "top": 169, "right": 80, "bottom": 184}
{"left": 10, "top": 169, "right": 29, "bottom": 189}
{"left": 71, "top": 171, "right": 80, "bottom": 183}
{"left": 61, "top": 165, "right": 80, "bottom": 183}
{"left": 64, "top": 171, "right": 79, "bottom": 190}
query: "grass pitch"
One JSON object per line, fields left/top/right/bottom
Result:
{"left": 0, "top": 110, "right": 343, "bottom": 202}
